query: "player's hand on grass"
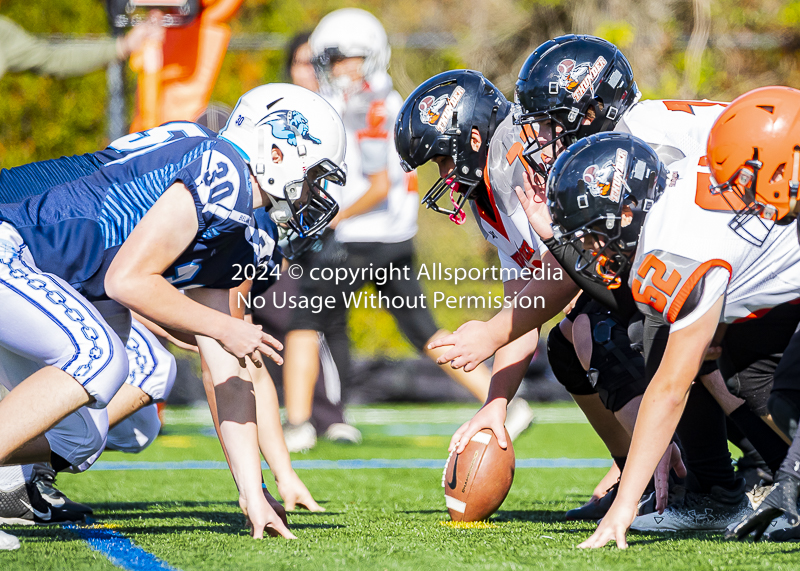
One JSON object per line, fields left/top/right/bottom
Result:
{"left": 244, "top": 492, "right": 296, "bottom": 539}
{"left": 277, "top": 472, "right": 325, "bottom": 512}
{"left": 655, "top": 442, "right": 686, "bottom": 513}
{"left": 514, "top": 168, "right": 552, "bottom": 240}
{"left": 427, "top": 321, "right": 497, "bottom": 372}
{"left": 220, "top": 320, "right": 284, "bottom": 366}
{"left": 578, "top": 503, "right": 636, "bottom": 549}
{"left": 449, "top": 399, "right": 508, "bottom": 454}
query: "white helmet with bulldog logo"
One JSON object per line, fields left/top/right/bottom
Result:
{"left": 219, "top": 83, "right": 347, "bottom": 245}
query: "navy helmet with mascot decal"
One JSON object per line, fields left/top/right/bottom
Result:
{"left": 219, "top": 83, "right": 347, "bottom": 257}
{"left": 394, "top": 70, "right": 512, "bottom": 223}
{"left": 547, "top": 132, "right": 666, "bottom": 289}
{"left": 515, "top": 35, "right": 639, "bottom": 171}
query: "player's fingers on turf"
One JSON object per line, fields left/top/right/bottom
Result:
{"left": 615, "top": 528, "right": 628, "bottom": 549}
{"left": 283, "top": 496, "right": 296, "bottom": 511}
{"left": 752, "top": 519, "right": 771, "bottom": 542}
{"left": 268, "top": 517, "right": 297, "bottom": 540}
{"left": 299, "top": 494, "right": 324, "bottom": 512}
{"left": 258, "top": 343, "right": 284, "bottom": 365}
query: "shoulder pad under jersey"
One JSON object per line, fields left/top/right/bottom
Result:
{"left": 630, "top": 249, "right": 731, "bottom": 324}
{"left": 486, "top": 114, "right": 537, "bottom": 217}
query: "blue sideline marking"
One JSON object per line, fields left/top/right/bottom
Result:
{"left": 65, "top": 524, "right": 178, "bottom": 571}
{"left": 91, "top": 458, "right": 612, "bottom": 471}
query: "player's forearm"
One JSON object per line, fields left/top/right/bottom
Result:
{"left": 248, "top": 361, "right": 295, "bottom": 482}
{"left": 486, "top": 329, "right": 539, "bottom": 404}
{"left": 339, "top": 170, "right": 390, "bottom": 220}
{"left": 486, "top": 272, "right": 578, "bottom": 351}
{"left": 107, "top": 275, "right": 230, "bottom": 340}
{"left": 615, "top": 375, "right": 690, "bottom": 508}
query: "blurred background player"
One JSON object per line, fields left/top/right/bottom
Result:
{"left": 279, "top": 8, "right": 535, "bottom": 452}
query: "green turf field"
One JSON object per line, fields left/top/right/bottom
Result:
{"left": 2, "top": 403, "right": 798, "bottom": 570}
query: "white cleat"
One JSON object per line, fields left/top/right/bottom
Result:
{"left": 324, "top": 423, "right": 362, "bottom": 444}
{"left": 505, "top": 398, "right": 535, "bottom": 441}
{"left": 0, "top": 529, "right": 20, "bottom": 551}
{"left": 283, "top": 421, "right": 317, "bottom": 453}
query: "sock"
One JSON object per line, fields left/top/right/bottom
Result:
{"left": 729, "top": 403, "right": 789, "bottom": 475}
{"left": 0, "top": 465, "right": 25, "bottom": 492}
{"left": 676, "top": 381, "right": 737, "bottom": 493}
{"left": 779, "top": 429, "right": 800, "bottom": 481}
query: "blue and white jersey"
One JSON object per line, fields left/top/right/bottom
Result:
{"left": 0, "top": 123, "right": 275, "bottom": 301}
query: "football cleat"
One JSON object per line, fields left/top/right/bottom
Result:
{"left": 32, "top": 464, "right": 93, "bottom": 515}
{"left": 505, "top": 398, "right": 536, "bottom": 442}
{"left": 283, "top": 421, "right": 317, "bottom": 453}
{"left": 631, "top": 479, "right": 750, "bottom": 532}
{"left": 324, "top": 423, "right": 362, "bottom": 444}
{"left": 566, "top": 482, "right": 618, "bottom": 521}
{"left": 0, "top": 529, "right": 19, "bottom": 551}
{"left": 725, "top": 472, "right": 799, "bottom": 542}
{"left": 0, "top": 482, "right": 85, "bottom": 525}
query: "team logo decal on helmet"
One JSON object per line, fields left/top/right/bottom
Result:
{"left": 582, "top": 148, "right": 627, "bottom": 202}
{"left": 257, "top": 110, "right": 322, "bottom": 146}
{"left": 555, "top": 56, "right": 607, "bottom": 101}
{"left": 418, "top": 86, "right": 466, "bottom": 134}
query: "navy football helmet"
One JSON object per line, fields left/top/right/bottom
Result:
{"left": 395, "top": 70, "right": 511, "bottom": 224}
{"left": 515, "top": 35, "right": 639, "bottom": 171}
{"left": 547, "top": 132, "right": 666, "bottom": 288}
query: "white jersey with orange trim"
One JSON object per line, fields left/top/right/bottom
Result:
{"left": 617, "top": 99, "right": 728, "bottom": 165}
{"left": 326, "top": 73, "right": 419, "bottom": 244}
{"left": 474, "top": 114, "right": 548, "bottom": 280}
{"left": 631, "top": 154, "right": 800, "bottom": 332}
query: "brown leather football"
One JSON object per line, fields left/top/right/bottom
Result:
{"left": 442, "top": 428, "right": 515, "bottom": 521}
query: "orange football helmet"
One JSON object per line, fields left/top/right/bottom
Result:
{"left": 706, "top": 86, "right": 800, "bottom": 242}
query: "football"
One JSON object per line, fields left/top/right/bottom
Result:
{"left": 442, "top": 428, "right": 515, "bottom": 522}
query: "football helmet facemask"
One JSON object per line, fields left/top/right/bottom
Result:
{"left": 514, "top": 35, "right": 639, "bottom": 174}
{"left": 705, "top": 86, "right": 800, "bottom": 246}
{"left": 219, "top": 83, "right": 347, "bottom": 257}
{"left": 547, "top": 132, "right": 666, "bottom": 289}
{"left": 395, "top": 70, "right": 511, "bottom": 224}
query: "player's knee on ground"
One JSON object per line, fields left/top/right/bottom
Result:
{"left": 586, "top": 312, "right": 647, "bottom": 413}
{"left": 547, "top": 324, "right": 595, "bottom": 396}
{"left": 767, "top": 390, "right": 800, "bottom": 441}
{"left": 106, "top": 404, "right": 161, "bottom": 454}
{"left": 47, "top": 406, "right": 109, "bottom": 472}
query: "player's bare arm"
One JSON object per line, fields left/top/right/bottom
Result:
{"left": 449, "top": 278, "right": 539, "bottom": 453}
{"left": 189, "top": 287, "right": 295, "bottom": 539}
{"left": 579, "top": 295, "right": 724, "bottom": 549}
{"left": 104, "top": 182, "right": 283, "bottom": 364}
{"left": 428, "top": 251, "right": 579, "bottom": 371}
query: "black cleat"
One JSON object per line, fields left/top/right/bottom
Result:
{"left": 726, "top": 472, "right": 799, "bottom": 542}
{"left": 566, "top": 483, "right": 618, "bottom": 521}
{"left": 0, "top": 482, "right": 85, "bottom": 525}
{"left": 32, "top": 464, "right": 93, "bottom": 516}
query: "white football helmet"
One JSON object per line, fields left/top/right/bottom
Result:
{"left": 309, "top": 8, "right": 391, "bottom": 97}
{"left": 219, "top": 83, "right": 347, "bottom": 247}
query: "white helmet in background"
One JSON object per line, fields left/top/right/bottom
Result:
{"left": 310, "top": 8, "right": 391, "bottom": 97}
{"left": 219, "top": 83, "right": 347, "bottom": 248}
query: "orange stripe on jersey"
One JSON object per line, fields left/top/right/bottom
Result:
{"left": 667, "top": 259, "right": 732, "bottom": 324}
{"left": 661, "top": 100, "right": 728, "bottom": 114}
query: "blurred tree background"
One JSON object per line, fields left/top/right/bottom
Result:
{"left": 2, "top": 0, "right": 799, "bottom": 358}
